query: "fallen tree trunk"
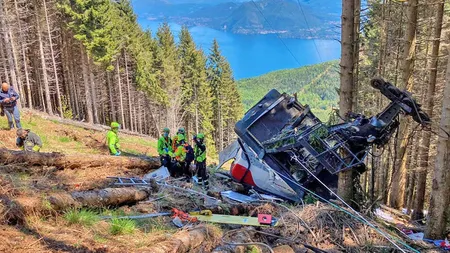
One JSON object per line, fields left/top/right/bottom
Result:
{"left": 0, "top": 149, "right": 160, "bottom": 170}
{"left": 48, "top": 187, "right": 154, "bottom": 210}
{"left": 147, "top": 225, "right": 222, "bottom": 253}
{"left": 379, "top": 204, "right": 410, "bottom": 220}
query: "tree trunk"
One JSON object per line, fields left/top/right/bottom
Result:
{"left": 43, "top": 0, "right": 62, "bottom": 116}
{"left": 124, "top": 52, "right": 134, "bottom": 131}
{"left": 337, "top": 0, "right": 356, "bottom": 203}
{"left": 116, "top": 60, "right": 125, "bottom": 126}
{"left": 389, "top": 0, "right": 418, "bottom": 209}
{"left": 425, "top": 52, "right": 450, "bottom": 239}
{"left": 411, "top": 0, "right": 444, "bottom": 221}
{"left": 218, "top": 92, "right": 223, "bottom": 151}
{"left": 352, "top": 0, "right": 360, "bottom": 111}
{"left": 138, "top": 95, "right": 142, "bottom": 133}
{"left": 48, "top": 188, "right": 153, "bottom": 211}
{"left": 80, "top": 46, "right": 93, "bottom": 123}
{"left": 14, "top": 0, "right": 32, "bottom": 108}
{"left": 62, "top": 31, "right": 74, "bottom": 117}
{"left": 70, "top": 46, "right": 80, "bottom": 119}
{"left": 0, "top": 40, "right": 9, "bottom": 84}
{"left": 88, "top": 60, "right": 99, "bottom": 123}
{"left": 146, "top": 225, "right": 221, "bottom": 253}
{"left": 35, "top": 5, "right": 53, "bottom": 115}
{"left": 107, "top": 71, "right": 116, "bottom": 122}
{"left": 6, "top": 25, "right": 24, "bottom": 108}
{"left": 0, "top": 5, "right": 19, "bottom": 101}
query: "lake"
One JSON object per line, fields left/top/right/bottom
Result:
{"left": 139, "top": 19, "right": 341, "bottom": 80}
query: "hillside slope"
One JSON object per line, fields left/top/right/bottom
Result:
{"left": 0, "top": 110, "right": 158, "bottom": 156}
{"left": 237, "top": 60, "right": 339, "bottom": 121}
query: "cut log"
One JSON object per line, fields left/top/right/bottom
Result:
{"left": 0, "top": 148, "right": 160, "bottom": 171}
{"left": 48, "top": 187, "right": 154, "bottom": 210}
{"left": 147, "top": 225, "right": 222, "bottom": 253}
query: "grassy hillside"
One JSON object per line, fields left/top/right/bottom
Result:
{"left": 237, "top": 60, "right": 339, "bottom": 121}
{"left": 0, "top": 110, "right": 158, "bottom": 156}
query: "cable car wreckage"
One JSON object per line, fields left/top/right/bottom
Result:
{"left": 218, "top": 78, "right": 430, "bottom": 202}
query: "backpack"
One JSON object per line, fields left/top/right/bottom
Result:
{"left": 185, "top": 144, "right": 195, "bottom": 164}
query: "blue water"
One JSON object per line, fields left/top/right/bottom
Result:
{"left": 139, "top": 19, "right": 341, "bottom": 80}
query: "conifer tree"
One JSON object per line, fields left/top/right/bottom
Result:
{"left": 207, "top": 39, "right": 242, "bottom": 151}
{"left": 207, "top": 39, "right": 227, "bottom": 150}
{"left": 156, "top": 23, "right": 182, "bottom": 131}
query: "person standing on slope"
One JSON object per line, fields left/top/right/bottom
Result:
{"left": 157, "top": 127, "right": 173, "bottom": 169}
{"left": 172, "top": 127, "right": 186, "bottom": 151}
{"left": 107, "top": 122, "right": 121, "bottom": 156}
{"left": 16, "top": 129, "right": 42, "bottom": 152}
{"left": 171, "top": 133, "right": 187, "bottom": 178}
{"left": 194, "top": 133, "right": 208, "bottom": 189}
{"left": 0, "top": 82, "right": 21, "bottom": 130}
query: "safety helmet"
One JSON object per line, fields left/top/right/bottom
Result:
{"left": 163, "top": 127, "right": 170, "bottom": 133}
{"left": 176, "top": 133, "right": 185, "bottom": 142}
{"left": 178, "top": 127, "right": 185, "bottom": 134}
{"left": 111, "top": 122, "right": 120, "bottom": 129}
{"left": 197, "top": 133, "right": 205, "bottom": 139}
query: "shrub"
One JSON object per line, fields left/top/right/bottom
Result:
{"left": 64, "top": 209, "right": 99, "bottom": 227}
{"left": 109, "top": 218, "right": 136, "bottom": 235}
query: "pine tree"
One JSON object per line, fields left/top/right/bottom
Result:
{"left": 207, "top": 39, "right": 227, "bottom": 151}
{"left": 156, "top": 23, "right": 182, "bottom": 131}
{"left": 207, "top": 39, "right": 242, "bottom": 151}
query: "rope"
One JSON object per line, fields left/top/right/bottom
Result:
{"left": 295, "top": 0, "right": 323, "bottom": 62}
{"left": 288, "top": 153, "right": 420, "bottom": 253}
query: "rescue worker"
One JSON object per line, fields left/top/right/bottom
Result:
{"left": 172, "top": 127, "right": 186, "bottom": 152}
{"left": 107, "top": 122, "right": 121, "bottom": 156}
{"left": 194, "top": 133, "right": 208, "bottom": 189}
{"left": 177, "top": 127, "right": 186, "bottom": 138}
{"left": 171, "top": 133, "right": 187, "bottom": 178}
{"left": 0, "top": 82, "right": 21, "bottom": 130}
{"left": 157, "top": 128, "right": 173, "bottom": 169}
{"left": 16, "top": 129, "right": 42, "bottom": 152}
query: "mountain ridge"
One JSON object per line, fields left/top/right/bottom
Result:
{"left": 132, "top": 0, "right": 341, "bottom": 39}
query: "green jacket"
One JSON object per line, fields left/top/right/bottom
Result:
{"left": 157, "top": 136, "right": 173, "bottom": 156}
{"left": 107, "top": 130, "right": 120, "bottom": 154}
{"left": 173, "top": 145, "right": 186, "bottom": 162}
{"left": 194, "top": 143, "right": 206, "bottom": 162}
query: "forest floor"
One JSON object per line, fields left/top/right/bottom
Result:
{"left": 0, "top": 111, "right": 444, "bottom": 253}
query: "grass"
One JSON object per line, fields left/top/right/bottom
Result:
{"left": 58, "top": 136, "right": 71, "bottom": 143}
{"left": 64, "top": 209, "right": 99, "bottom": 227}
{"left": 0, "top": 109, "right": 159, "bottom": 156}
{"left": 247, "top": 245, "right": 262, "bottom": 253}
{"left": 101, "top": 208, "right": 127, "bottom": 217}
{"left": 93, "top": 234, "right": 108, "bottom": 243}
{"left": 109, "top": 218, "right": 136, "bottom": 235}
{"left": 41, "top": 199, "right": 53, "bottom": 211}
